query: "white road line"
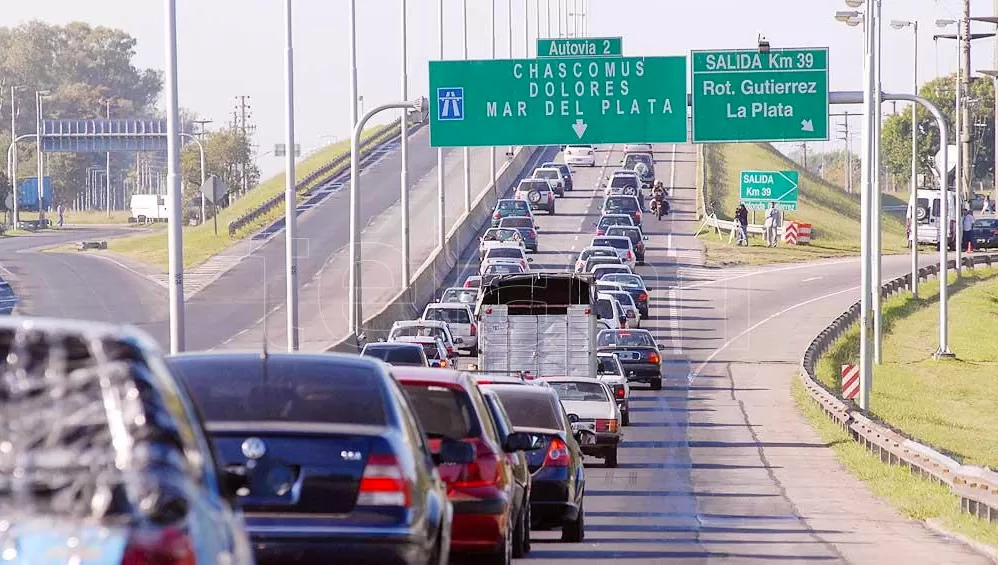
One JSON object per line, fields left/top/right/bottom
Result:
{"left": 690, "top": 285, "right": 859, "bottom": 381}
{"left": 667, "top": 233, "right": 677, "bottom": 258}
{"left": 677, "top": 258, "right": 856, "bottom": 291}
{"left": 668, "top": 288, "right": 681, "bottom": 354}
{"left": 802, "top": 276, "right": 822, "bottom": 283}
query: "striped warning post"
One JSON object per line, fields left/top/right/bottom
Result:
{"left": 797, "top": 223, "right": 812, "bottom": 244}
{"left": 783, "top": 221, "right": 799, "bottom": 245}
{"left": 841, "top": 364, "right": 859, "bottom": 400}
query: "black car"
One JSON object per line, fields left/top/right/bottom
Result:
{"left": 481, "top": 388, "right": 534, "bottom": 558}
{"left": 601, "top": 273, "right": 650, "bottom": 318}
{"left": 499, "top": 216, "right": 539, "bottom": 252}
{"left": 168, "top": 352, "right": 467, "bottom": 565}
{"left": 606, "top": 226, "right": 647, "bottom": 264}
{"left": 970, "top": 218, "right": 998, "bottom": 249}
{"left": 596, "top": 329, "right": 664, "bottom": 390}
{"left": 361, "top": 341, "right": 429, "bottom": 366}
{"left": 541, "top": 162, "right": 574, "bottom": 191}
{"left": 601, "top": 196, "right": 643, "bottom": 228}
{"left": 482, "top": 384, "right": 586, "bottom": 543}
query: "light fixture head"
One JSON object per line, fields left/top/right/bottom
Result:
{"left": 890, "top": 20, "right": 912, "bottom": 29}
{"left": 846, "top": 17, "right": 863, "bottom": 27}
{"left": 844, "top": 0, "right": 865, "bottom": 7}
{"left": 935, "top": 18, "right": 957, "bottom": 28}
{"left": 835, "top": 10, "right": 861, "bottom": 22}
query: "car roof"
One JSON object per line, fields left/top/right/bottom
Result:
{"left": 594, "top": 235, "right": 631, "bottom": 241}
{"left": 599, "top": 328, "right": 653, "bottom": 335}
{"left": 394, "top": 336, "right": 442, "bottom": 344}
{"left": 393, "top": 319, "right": 447, "bottom": 328}
{"left": 482, "top": 382, "right": 560, "bottom": 398}
{"left": 611, "top": 169, "right": 639, "bottom": 176}
{"left": 364, "top": 341, "right": 422, "bottom": 350}
{"left": 428, "top": 302, "right": 473, "bottom": 310}
{"left": 542, "top": 376, "right": 606, "bottom": 385}
{"left": 392, "top": 366, "right": 473, "bottom": 387}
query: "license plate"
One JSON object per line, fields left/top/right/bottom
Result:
{"left": 571, "top": 421, "right": 594, "bottom": 433}
{"left": 617, "top": 351, "right": 640, "bottom": 361}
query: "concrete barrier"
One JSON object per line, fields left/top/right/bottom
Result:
{"left": 327, "top": 145, "right": 543, "bottom": 352}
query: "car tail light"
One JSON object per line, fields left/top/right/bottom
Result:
{"left": 619, "top": 320, "right": 626, "bottom": 329}
{"left": 626, "top": 250, "right": 633, "bottom": 260}
{"left": 543, "top": 438, "right": 571, "bottom": 467}
{"left": 648, "top": 352, "right": 660, "bottom": 364}
{"left": 464, "top": 280, "right": 473, "bottom": 288}
{"left": 485, "top": 307, "right": 493, "bottom": 314}
{"left": 584, "top": 308, "right": 591, "bottom": 315}
{"left": 521, "top": 260, "right": 527, "bottom": 269}
{"left": 614, "top": 385, "right": 626, "bottom": 399}
{"left": 595, "top": 419, "right": 618, "bottom": 433}
{"left": 470, "top": 324, "right": 477, "bottom": 336}
{"left": 638, "top": 292, "right": 648, "bottom": 301}
{"left": 494, "top": 212, "right": 502, "bottom": 219}
{"left": 121, "top": 528, "right": 196, "bottom": 565}
{"left": 452, "top": 440, "right": 502, "bottom": 488}
{"left": 597, "top": 230, "right": 605, "bottom": 236}
{"left": 439, "top": 358, "right": 449, "bottom": 367}
{"left": 991, "top": 229, "right": 998, "bottom": 236}
{"left": 635, "top": 211, "right": 642, "bottom": 222}
{"left": 357, "top": 453, "right": 411, "bottom": 507}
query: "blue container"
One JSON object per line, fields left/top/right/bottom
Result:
{"left": 16, "top": 177, "right": 53, "bottom": 211}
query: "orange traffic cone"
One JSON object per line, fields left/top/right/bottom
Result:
{"left": 967, "top": 240, "right": 974, "bottom": 254}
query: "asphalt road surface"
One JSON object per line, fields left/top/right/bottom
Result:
{"left": 439, "top": 145, "right": 990, "bottom": 563}
{"left": 0, "top": 227, "right": 167, "bottom": 335}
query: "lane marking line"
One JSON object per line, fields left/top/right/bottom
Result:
{"left": 802, "top": 276, "right": 822, "bottom": 283}
{"left": 690, "top": 284, "right": 860, "bottom": 381}
{"left": 668, "top": 288, "right": 682, "bottom": 354}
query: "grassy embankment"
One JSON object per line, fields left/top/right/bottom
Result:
{"left": 798, "top": 267, "right": 998, "bottom": 549}
{"left": 697, "top": 142, "right": 908, "bottom": 266}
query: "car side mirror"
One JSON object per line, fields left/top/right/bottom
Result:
{"left": 526, "top": 257, "right": 534, "bottom": 262}
{"left": 434, "top": 438, "right": 476, "bottom": 465}
{"left": 644, "top": 236, "right": 649, "bottom": 240}
{"left": 453, "top": 337, "right": 464, "bottom": 344}
{"left": 503, "top": 431, "right": 540, "bottom": 452}
{"left": 657, "top": 344, "right": 666, "bottom": 351}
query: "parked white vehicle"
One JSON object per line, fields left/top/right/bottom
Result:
{"left": 129, "top": 194, "right": 171, "bottom": 222}
{"left": 907, "top": 187, "right": 958, "bottom": 249}
{"left": 564, "top": 144, "right": 596, "bottom": 167}
{"left": 422, "top": 302, "right": 478, "bottom": 355}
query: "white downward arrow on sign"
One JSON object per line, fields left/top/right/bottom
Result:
{"left": 800, "top": 119, "right": 814, "bottom": 132}
{"left": 572, "top": 119, "right": 588, "bottom": 139}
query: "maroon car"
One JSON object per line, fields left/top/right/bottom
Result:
{"left": 394, "top": 367, "right": 538, "bottom": 565}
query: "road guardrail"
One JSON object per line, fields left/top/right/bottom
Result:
{"left": 226, "top": 117, "right": 414, "bottom": 237}
{"left": 800, "top": 252, "right": 998, "bottom": 522}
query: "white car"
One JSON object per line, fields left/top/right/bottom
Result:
{"left": 564, "top": 144, "right": 596, "bottom": 167}
{"left": 532, "top": 167, "right": 567, "bottom": 197}
{"left": 439, "top": 286, "right": 479, "bottom": 305}
{"left": 605, "top": 170, "right": 643, "bottom": 197}
{"left": 543, "top": 376, "right": 622, "bottom": 467}
{"left": 514, "top": 178, "right": 557, "bottom": 215}
{"left": 479, "top": 227, "right": 525, "bottom": 260}
{"left": 597, "top": 352, "right": 631, "bottom": 425}
{"left": 422, "top": 302, "right": 478, "bottom": 355}
{"left": 592, "top": 264, "right": 634, "bottom": 283}
{"left": 480, "top": 246, "right": 531, "bottom": 275}
{"left": 624, "top": 143, "right": 653, "bottom": 153}
{"left": 596, "top": 292, "right": 627, "bottom": 329}
{"left": 603, "top": 289, "right": 641, "bottom": 328}
{"left": 591, "top": 235, "right": 637, "bottom": 269}
{"left": 387, "top": 320, "right": 461, "bottom": 362}
{"left": 574, "top": 246, "right": 621, "bottom": 272}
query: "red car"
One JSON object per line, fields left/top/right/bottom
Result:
{"left": 394, "top": 367, "right": 537, "bottom": 565}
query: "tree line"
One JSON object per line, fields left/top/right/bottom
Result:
{"left": 0, "top": 21, "right": 257, "bottom": 216}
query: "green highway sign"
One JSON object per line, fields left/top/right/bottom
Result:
{"left": 691, "top": 48, "right": 829, "bottom": 143}
{"left": 537, "top": 37, "right": 622, "bottom": 58}
{"left": 740, "top": 170, "right": 799, "bottom": 211}
{"left": 429, "top": 56, "right": 687, "bottom": 147}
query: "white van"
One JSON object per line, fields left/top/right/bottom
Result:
{"left": 907, "top": 188, "right": 957, "bottom": 249}
{"left": 421, "top": 302, "right": 477, "bottom": 355}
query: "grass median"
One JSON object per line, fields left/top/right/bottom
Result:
{"left": 697, "top": 142, "right": 907, "bottom": 267}
{"left": 107, "top": 126, "right": 389, "bottom": 270}
{"left": 799, "top": 266, "right": 998, "bottom": 549}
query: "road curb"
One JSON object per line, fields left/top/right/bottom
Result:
{"left": 924, "top": 519, "right": 998, "bottom": 563}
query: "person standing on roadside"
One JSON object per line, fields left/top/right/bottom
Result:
{"left": 764, "top": 202, "right": 781, "bottom": 247}
{"left": 963, "top": 207, "right": 975, "bottom": 252}
{"left": 57, "top": 204, "right": 65, "bottom": 228}
{"left": 734, "top": 202, "right": 749, "bottom": 246}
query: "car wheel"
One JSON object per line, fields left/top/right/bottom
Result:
{"left": 622, "top": 410, "right": 630, "bottom": 426}
{"left": 428, "top": 531, "right": 445, "bottom": 565}
{"left": 650, "top": 378, "right": 662, "bottom": 391}
{"left": 483, "top": 516, "right": 512, "bottom": 565}
{"left": 561, "top": 502, "right": 585, "bottom": 543}
{"left": 513, "top": 499, "right": 529, "bottom": 558}
{"left": 549, "top": 206, "right": 556, "bottom": 216}
{"left": 605, "top": 448, "right": 619, "bottom": 468}
{"left": 470, "top": 345, "right": 479, "bottom": 357}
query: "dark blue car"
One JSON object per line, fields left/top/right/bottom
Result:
{"left": 168, "top": 352, "right": 472, "bottom": 565}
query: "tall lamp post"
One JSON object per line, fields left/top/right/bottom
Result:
{"left": 164, "top": 0, "right": 185, "bottom": 353}
{"left": 9, "top": 85, "right": 25, "bottom": 228}
{"left": 936, "top": 19, "right": 966, "bottom": 277}
{"left": 891, "top": 19, "right": 919, "bottom": 299}
{"left": 462, "top": 0, "right": 471, "bottom": 214}
{"left": 283, "top": 0, "right": 300, "bottom": 351}
{"left": 35, "top": 89, "right": 51, "bottom": 224}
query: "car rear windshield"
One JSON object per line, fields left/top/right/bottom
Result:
{"left": 402, "top": 384, "right": 478, "bottom": 439}
{"left": 484, "top": 229, "right": 519, "bottom": 241}
{"left": 535, "top": 170, "right": 559, "bottom": 179}
{"left": 596, "top": 298, "right": 616, "bottom": 319}
{"left": 498, "top": 200, "right": 528, "bottom": 211}
{"left": 598, "top": 331, "right": 655, "bottom": 347}
{"left": 519, "top": 180, "right": 550, "bottom": 192}
{"left": 488, "top": 247, "right": 522, "bottom": 259}
{"left": 392, "top": 326, "right": 447, "bottom": 342}
{"left": 487, "top": 264, "right": 523, "bottom": 274}
{"left": 500, "top": 217, "right": 532, "bottom": 228}
{"left": 598, "top": 356, "right": 622, "bottom": 375}
{"left": 549, "top": 381, "right": 609, "bottom": 403}
{"left": 603, "top": 274, "right": 645, "bottom": 288}
{"left": 593, "top": 238, "right": 629, "bottom": 250}
{"left": 489, "top": 388, "right": 562, "bottom": 430}
{"left": 583, "top": 248, "right": 617, "bottom": 259}
{"left": 567, "top": 145, "right": 592, "bottom": 150}
{"left": 424, "top": 307, "right": 471, "bottom": 324}
{"left": 442, "top": 289, "right": 478, "bottom": 303}
{"left": 610, "top": 176, "right": 639, "bottom": 188}
{"left": 973, "top": 219, "right": 998, "bottom": 229}
{"left": 587, "top": 257, "right": 621, "bottom": 268}
{"left": 169, "top": 357, "right": 387, "bottom": 425}
{"left": 609, "top": 292, "right": 634, "bottom": 306}
{"left": 606, "top": 197, "right": 639, "bottom": 211}
{"left": 624, "top": 154, "right": 653, "bottom": 168}
{"left": 362, "top": 345, "right": 425, "bottom": 365}
{"left": 607, "top": 227, "right": 641, "bottom": 243}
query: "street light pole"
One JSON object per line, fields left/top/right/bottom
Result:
{"left": 401, "top": 0, "right": 412, "bottom": 286}
{"left": 546, "top": 0, "right": 551, "bottom": 37}
{"left": 491, "top": 0, "right": 497, "bottom": 195}
{"left": 348, "top": 0, "right": 362, "bottom": 336}
{"left": 35, "top": 90, "right": 49, "bottom": 224}
{"left": 872, "top": 0, "right": 884, "bottom": 365}
{"left": 437, "top": 0, "right": 446, "bottom": 250}
{"left": 857, "top": 2, "right": 875, "bottom": 411}
{"left": 164, "top": 0, "right": 185, "bottom": 353}
{"left": 106, "top": 100, "right": 112, "bottom": 217}
{"left": 955, "top": 23, "right": 964, "bottom": 275}
{"left": 892, "top": 19, "right": 920, "bottom": 299}
{"left": 10, "top": 86, "right": 23, "bottom": 228}
{"left": 462, "top": 0, "right": 471, "bottom": 215}
{"left": 283, "top": 0, "right": 300, "bottom": 351}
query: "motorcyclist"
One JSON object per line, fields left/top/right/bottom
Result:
{"left": 653, "top": 186, "right": 667, "bottom": 220}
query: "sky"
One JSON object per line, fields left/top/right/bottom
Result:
{"left": 0, "top": 0, "right": 989, "bottom": 178}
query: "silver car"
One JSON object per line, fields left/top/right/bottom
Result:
{"left": 543, "top": 376, "right": 622, "bottom": 467}
{"left": 597, "top": 352, "right": 631, "bottom": 426}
